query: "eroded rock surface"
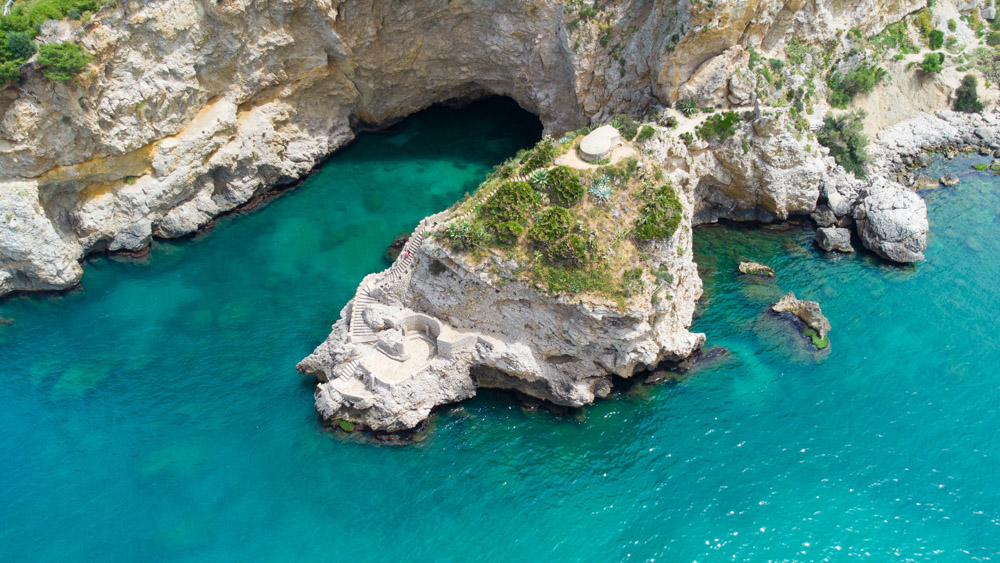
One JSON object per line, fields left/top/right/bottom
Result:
{"left": 854, "top": 183, "right": 929, "bottom": 262}
{"left": 772, "top": 291, "right": 831, "bottom": 339}
{"left": 0, "top": 0, "right": 929, "bottom": 296}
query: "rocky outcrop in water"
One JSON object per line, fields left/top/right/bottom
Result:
{"left": 815, "top": 226, "right": 854, "bottom": 253}
{"left": 739, "top": 261, "right": 776, "bottom": 277}
{"left": 854, "top": 182, "right": 929, "bottom": 262}
{"left": 772, "top": 291, "right": 831, "bottom": 339}
{"left": 298, "top": 201, "right": 704, "bottom": 431}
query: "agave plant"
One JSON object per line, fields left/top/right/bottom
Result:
{"left": 588, "top": 175, "right": 613, "bottom": 203}
{"left": 529, "top": 168, "right": 549, "bottom": 190}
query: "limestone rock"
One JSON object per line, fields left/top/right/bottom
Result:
{"left": 940, "top": 174, "right": 961, "bottom": 187}
{"left": 913, "top": 174, "right": 940, "bottom": 189}
{"left": 811, "top": 204, "right": 837, "bottom": 227}
{"left": 854, "top": 183, "right": 929, "bottom": 263}
{"left": 815, "top": 226, "right": 854, "bottom": 253}
{"left": 772, "top": 291, "right": 831, "bottom": 339}
{"left": 738, "top": 261, "right": 775, "bottom": 277}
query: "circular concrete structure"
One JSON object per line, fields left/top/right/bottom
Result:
{"left": 579, "top": 125, "right": 622, "bottom": 162}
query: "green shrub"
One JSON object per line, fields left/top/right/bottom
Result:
{"left": 521, "top": 137, "right": 556, "bottom": 172}
{"left": 929, "top": 29, "right": 944, "bottom": 49}
{"left": 948, "top": 19, "right": 957, "bottom": 32}
{"left": 620, "top": 267, "right": 645, "bottom": 296}
{"left": 479, "top": 180, "right": 541, "bottom": 228}
{"left": 636, "top": 125, "right": 656, "bottom": 142}
{"left": 988, "top": 32, "right": 1000, "bottom": 46}
{"left": 676, "top": 98, "right": 699, "bottom": 117}
{"left": 633, "top": 183, "right": 683, "bottom": 241}
{"left": 696, "top": 110, "right": 740, "bottom": 141}
{"left": 5, "top": 32, "right": 35, "bottom": 60}
{"left": 679, "top": 131, "right": 694, "bottom": 144}
{"left": 954, "top": 74, "right": 983, "bottom": 113}
{"left": 816, "top": 111, "right": 870, "bottom": 178}
{"left": 920, "top": 52, "right": 945, "bottom": 73}
{"left": 528, "top": 207, "right": 571, "bottom": 246}
{"left": 445, "top": 219, "right": 487, "bottom": 250}
{"left": 662, "top": 115, "right": 678, "bottom": 128}
{"left": 768, "top": 58, "right": 784, "bottom": 70}
{"left": 35, "top": 41, "right": 92, "bottom": 82}
{"left": 527, "top": 207, "right": 588, "bottom": 265}
{"left": 545, "top": 166, "right": 585, "bottom": 207}
{"left": 0, "top": 60, "right": 19, "bottom": 83}
{"left": 495, "top": 221, "right": 524, "bottom": 245}
{"left": 826, "top": 62, "right": 887, "bottom": 108}
{"left": 611, "top": 114, "right": 638, "bottom": 140}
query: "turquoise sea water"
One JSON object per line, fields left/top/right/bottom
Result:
{"left": 2, "top": 98, "right": 999, "bottom": 560}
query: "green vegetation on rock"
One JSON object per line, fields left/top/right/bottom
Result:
{"left": 803, "top": 328, "right": 830, "bottom": 349}
{"left": 36, "top": 41, "right": 92, "bottom": 82}
{"left": 0, "top": 0, "right": 104, "bottom": 85}
{"left": 954, "top": 74, "right": 984, "bottom": 113}
{"left": 545, "top": 166, "right": 585, "bottom": 207}
{"left": 633, "top": 182, "right": 682, "bottom": 241}
{"left": 920, "top": 52, "right": 945, "bottom": 74}
{"left": 929, "top": 29, "right": 945, "bottom": 50}
{"left": 695, "top": 111, "right": 739, "bottom": 141}
{"left": 826, "top": 62, "right": 887, "bottom": 108}
{"left": 816, "top": 111, "right": 870, "bottom": 178}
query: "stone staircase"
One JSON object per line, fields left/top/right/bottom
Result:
{"left": 349, "top": 286, "right": 378, "bottom": 343}
{"left": 332, "top": 359, "right": 366, "bottom": 380}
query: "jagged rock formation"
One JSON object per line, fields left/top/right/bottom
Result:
{"left": 739, "top": 261, "right": 776, "bottom": 277}
{"left": 0, "top": 0, "right": 929, "bottom": 296}
{"left": 298, "top": 204, "right": 704, "bottom": 431}
{"left": 772, "top": 291, "right": 831, "bottom": 339}
{"left": 815, "top": 226, "right": 854, "bottom": 253}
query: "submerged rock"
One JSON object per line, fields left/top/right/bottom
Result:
{"left": 772, "top": 292, "right": 831, "bottom": 340}
{"left": 738, "top": 261, "right": 775, "bottom": 277}
{"left": 854, "top": 184, "right": 928, "bottom": 263}
{"left": 940, "top": 174, "right": 961, "bottom": 187}
{"left": 815, "top": 227, "right": 854, "bottom": 253}
{"left": 384, "top": 233, "right": 410, "bottom": 262}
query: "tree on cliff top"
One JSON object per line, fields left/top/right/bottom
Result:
{"left": 817, "top": 111, "right": 871, "bottom": 179}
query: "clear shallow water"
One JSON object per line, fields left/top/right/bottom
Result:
{"left": 1, "top": 100, "right": 999, "bottom": 560}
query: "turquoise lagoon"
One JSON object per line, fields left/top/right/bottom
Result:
{"left": 1, "top": 97, "right": 999, "bottom": 560}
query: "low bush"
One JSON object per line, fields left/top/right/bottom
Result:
{"left": 676, "top": 98, "right": 699, "bottom": 117}
{"left": 611, "top": 114, "right": 638, "bottom": 140}
{"left": 479, "top": 180, "right": 541, "bottom": 229}
{"left": 5, "top": 32, "right": 35, "bottom": 60}
{"left": 929, "top": 29, "right": 944, "bottom": 50}
{"left": 987, "top": 31, "right": 1000, "bottom": 46}
{"left": 816, "top": 111, "right": 871, "bottom": 178}
{"left": 633, "top": 183, "right": 683, "bottom": 241}
{"left": 545, "top": 166, "right": 585, "bottom": 207}
{"left": 35, "top": 41, "right": 92, "bottom": 82}
{"left": 445, "top": 219, "right": 487, "bottom": 250}
{"left": 920, "top": 52, "right": 945, "bottom": 73}
{"left": 695, "top": 111, "right": 740, "bottom": 141}
{"left": 520, "top": 137, "right": 556, "bottom": 172}
{"left": 636, "top": 125, "right": 656, "bottom": 142}
{"left": 954, "top": 74, "right": 984, "bottom": 113}
{"left": 827, "top": 63, "right": 887, "bottom": 108}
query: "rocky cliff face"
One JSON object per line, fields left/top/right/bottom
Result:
{"left": 298, "top": 204, "right": 704, "bottom": 431}
{"left": 0, "top": 0, "right": 927, "bottom": 296}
